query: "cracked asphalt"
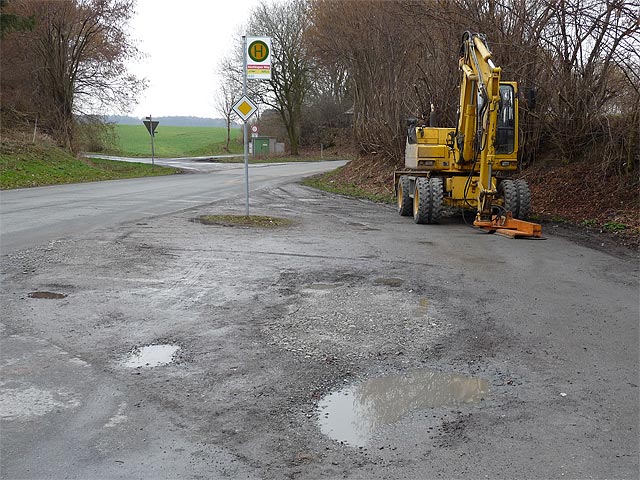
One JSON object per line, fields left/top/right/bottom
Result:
{"left": 1, "top": 180, "right": 638, "bottom": 479}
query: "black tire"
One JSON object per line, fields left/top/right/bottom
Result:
{"left": 428, "top": 177, "right": 444, "bottom": 224}
{"left": 498, "top": 179, "right": 519, "bottom": 218}
{"left": 515, "top": 179, "right": 531, "bottom": 219}
{"left": 397, "top": 176, "right": 412, "bottom": 216}
{"left": 413, "top": 177, "right": 430, "bottom": 224}
{"left": 413, "top": 177, "right": 443, "bottom": 224}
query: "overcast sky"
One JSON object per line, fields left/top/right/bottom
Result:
{"left": 126, "top": 0, "right": 264, "bottom": 119}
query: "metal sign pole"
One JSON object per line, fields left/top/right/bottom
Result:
{"left": 150, "top": 114, "right": 155, "bottom": 169}
{"left": 242, "top": 35, "right": 249, "bottom": 216}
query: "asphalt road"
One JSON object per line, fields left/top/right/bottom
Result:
{"left": 84, "top": 153, "right": 246, "bottom": 172}
{"left": 1, "top": 169, "right": 638, "bottom": 479}
{"left": 0, "top": 160, "right": 346, "bottom": 253}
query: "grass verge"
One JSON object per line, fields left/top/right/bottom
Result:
{"left": 302, "top": 165, "right": 395, "bottom": 204}
{"left": 194, "top": 215, "right": 294, "bottom": 228}
{"left": 1, "top": 143, "right": 179, "bottom": 189}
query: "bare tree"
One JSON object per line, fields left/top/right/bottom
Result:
{"left": 301, "top": 63, "right": 351, "bottom": 147}
{"left": 215, "top": 58, "right": 241, "bottom": 152}
{"left": 1, "top": 0, "right": 145, "bottom": 150}
{"left": 0, "top": 0, "right": 34, "bottom": 36}
{"left": 247, "top": 0, "right": 313, "bottom": 155}
{"left": 537, "top": 0, "right": 639, "bottom": 166}
{"left": 309, "top": 0, "right": 425, "bottom": 160}
{"left": 309, "top": 0, "right": 639, "bottom": 175}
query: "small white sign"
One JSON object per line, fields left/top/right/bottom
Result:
{"left": 246, "top": 37, "right": 271, "bottom": 80}
{"left": 251, "top": 125, "right": 259, "bottom": 134}
{"left": 232, "top": 96, "right": 258, "bottom": 122}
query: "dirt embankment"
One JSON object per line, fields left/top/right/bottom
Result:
{"left": 323, "top": 153, "right": 639, "bottom": 253}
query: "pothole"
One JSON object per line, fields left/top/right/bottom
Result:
{"left": 373, "top": 277, "right": 404, "bottom": 287}
{"left": 317, "top": 369, "right": 489, "bottom": 447}
{"left": 301, "top": 282, "right": 344, "bottom": 295}
{"left": 28, "top": 291, "right": 67, "bottom": 299}
{"left": 122, "top": 344, "right": 180, "bottom": 368}
{"left": 305, "top": 283, "right": 342, "bottom": 290}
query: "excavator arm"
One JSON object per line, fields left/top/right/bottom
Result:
{"left": 455, "top": 32, "right": 502, "bottom": 218}
{"left": 457, "top": 32, "right": 542, "bottom": 237}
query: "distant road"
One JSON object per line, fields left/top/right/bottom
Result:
{"left": 0, "top": 160, "right": 346, "bottom": 254}
{"left": 84, "top": 153, "right": 245, "bottom": 172}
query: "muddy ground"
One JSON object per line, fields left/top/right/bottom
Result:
{"left": 1, "top": 182, "right": 638, "bottom": 479}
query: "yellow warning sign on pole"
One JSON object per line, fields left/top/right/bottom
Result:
{"left": 232, "top": 96, "right": 258, "bottom": 122}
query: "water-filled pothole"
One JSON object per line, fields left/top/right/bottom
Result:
{"left": 122, "top": 345, "right": 180, "bottom": 368}
{"left": 317, "top": 369, "right": 489, "bottom": 447}
{"left": 28, "top": 291, "right": 67, "bottom": 299}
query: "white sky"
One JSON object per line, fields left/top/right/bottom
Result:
{"left": 126, "top": 0, "right": 263, "bottom": 119}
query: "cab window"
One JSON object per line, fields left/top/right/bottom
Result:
{"left": 496, "top": 85, "right": 515, "bottom": 154}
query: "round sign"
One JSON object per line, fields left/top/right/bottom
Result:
{"left": 248, "top": 40, "right": 269, "bottom": 62}
{"left": 251, "top": 125, "right": 259, "bottom": 133}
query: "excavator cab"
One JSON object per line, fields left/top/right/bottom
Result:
{"left": 496, "top": 84, "right": 517, "bottom": 155}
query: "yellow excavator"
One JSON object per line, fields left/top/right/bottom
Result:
{"left": 395, "top": 31, "right": 542, "bottom": 238}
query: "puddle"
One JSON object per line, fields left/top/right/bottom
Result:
{"left": 28, "top": 291, "right": 67, "bottom": 299}
{"left": 317, "top": 369, "right": 489, "bottom": 447}
{"left": 373, "top": 277, "right": 404, "bottom": 287}
{"left": 122, "top": 344, "right": 180, "bottom": 368}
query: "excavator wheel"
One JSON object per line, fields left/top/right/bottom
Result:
{"left": 428, "top": 177, "right": 444, "bottom": 223}
{"left": 515, "top": 179, "right": 531, "bottom": 219}
{"left": 413, "top": 178, "right": 429, "bottom": 224}
{"left": 498, "top": 179, "right": 519, "bottom": 218}
{"left": 397, "top": 176, "right": 412, "bottom": 216}
{"left": 413, "top": 177, "right": 442, "bottom": 224}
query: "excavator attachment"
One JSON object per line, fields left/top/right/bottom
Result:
{"left": 474, "top": 213, "right": 543, "bottom": 239}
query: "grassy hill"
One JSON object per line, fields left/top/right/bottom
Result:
{"left": 1, "top": 141, "right": 178, "bottom": 189}
{"left": 103, "top": 124, "right": 242, "bottom": 157}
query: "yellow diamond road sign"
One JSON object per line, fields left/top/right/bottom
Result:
{"left": 233, "top": 96, "right": 258, "bottom": 122}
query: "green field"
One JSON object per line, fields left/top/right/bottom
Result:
{"left": 105, "top": 124, "right": 243, "bottom": 157}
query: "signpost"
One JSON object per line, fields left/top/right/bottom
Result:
{"left": 239, "top": 35, "right": 270, "bottom": 216}
{"left": 143, "top": 116, "right": 159, "bottom": 167}
{"left": 251, "top": 125, "right": 259, "bottom": 159}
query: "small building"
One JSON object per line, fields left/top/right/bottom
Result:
{"left": 250, "top": 137, "right": 285, "bottom": 156}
